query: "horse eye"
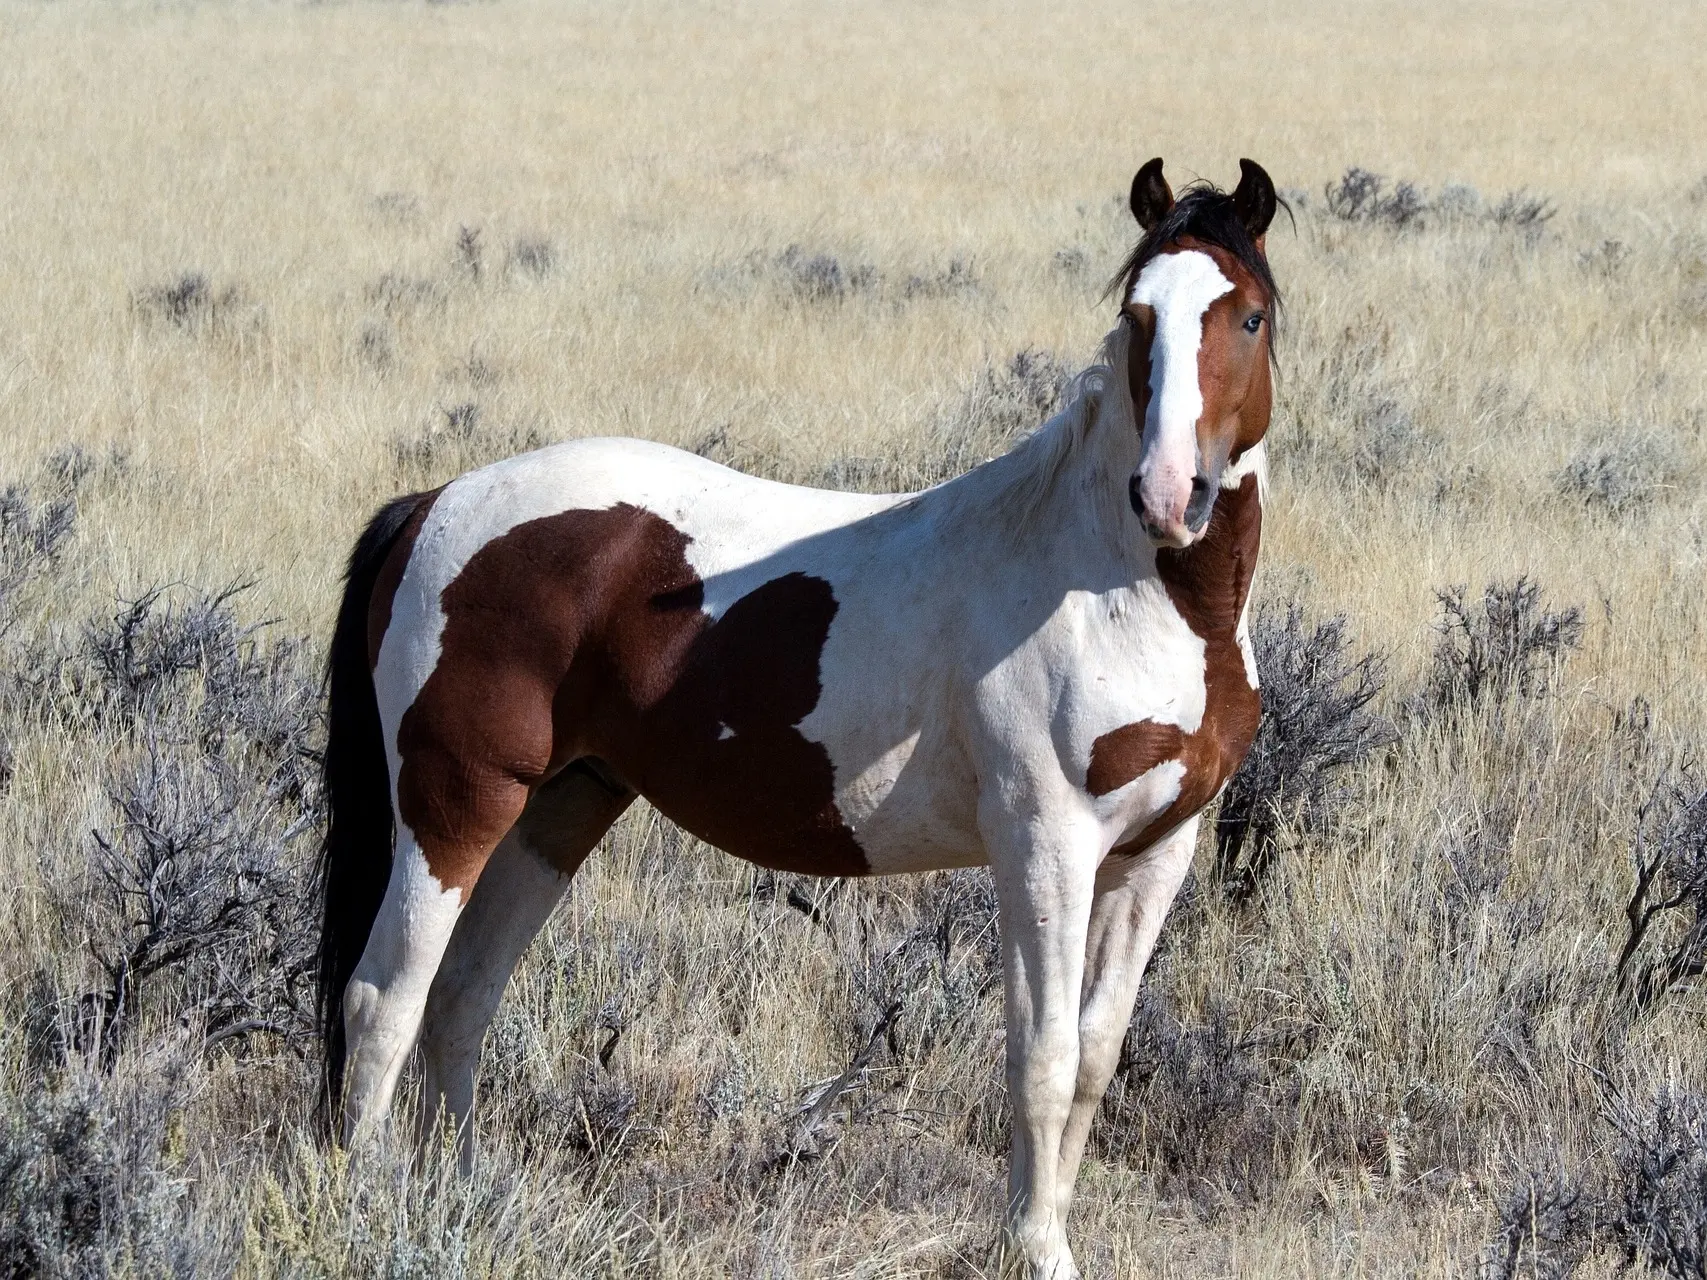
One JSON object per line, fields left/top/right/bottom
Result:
{"left": 1243, "top": 313, "right": 1264, "bottom": 334}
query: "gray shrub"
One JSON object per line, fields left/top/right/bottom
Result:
{"left": 508, "top": 235, "right": 555, "bottom": 280}
{"left": 1489, "top": 191, "right": 1556, "bottom": 232}
{"left": 1323, "top": 167, "right": 1554, "bottom": 235}
{"left": 357, "top": 321, "right": 394, "bottom": 370}
{"left": 1608, "top": 1089, "right": 1707, "bottom": 1278}
{"left": 509, "top": 1067, "right": 641, "bottom": 1163}
{"left": 0, "top": 1068, "right": 210, "bottom": 1279}
{"left": 1324, "top": 168, "right": 1428, "bottom": 228}
{"left": 1615, "top": 762, "right": 1707, "bottom": 1015}
{"left": 774, "top": 244, "right": 876, "bottom": 302}
{"left": 1215, "top": 605, "right": 1395, "bottom": 899}
{"left": 83, "top": 735, "right": 318, "bottom": 1067}
{"left": 1425, "top": 578, "right": 1584, "bottom": 712}
{"left": 1479, "top": 1172, "right": 1598, "bottom": 1280}
{"left": 392, "top": 401, "right": 548, "bottom": 476}
{"left": 0, "top": 484, "right": 75, "bottom": 635}
{"left": 4, "top": 579, "right": 322, "bottom": 1074}
{"left": 1556, "top": 430, "right": 1685, "bottom": 515}
{"left": 1102, "top": 988, "right": 1277, "bottom": 1204}
{"left": 899, "top": 257, "right": 978, "bottom": 300}
{"left": 455, "top": 225, "right": 483, "bottom": 282}
{"left": 132, "top": 273, "right": 244, "bottom": 334}
{"left": 852, "top": 869, "right": 1000, "bottom": 1065}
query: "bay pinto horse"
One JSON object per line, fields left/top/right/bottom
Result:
{"left": 317, "top": 157, "right": 1281, "bottom": 1278}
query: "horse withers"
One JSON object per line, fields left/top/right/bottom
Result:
{"left": 317, "top": 157, "right": 1282, "bottom": 1278}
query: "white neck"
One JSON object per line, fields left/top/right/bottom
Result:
{"left": 923, "top": 323, "right": 1152, "bottom": 580}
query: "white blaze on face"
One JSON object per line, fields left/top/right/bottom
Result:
{"left": 1130, "top": 250, "right": 1235, "bottom": 541}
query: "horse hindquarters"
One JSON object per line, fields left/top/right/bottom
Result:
{"left": 338, "top": 645, "right": 592, "bottom": 1144}
{"left": 318, "top": 488, "right": 596, "bottom": 1147}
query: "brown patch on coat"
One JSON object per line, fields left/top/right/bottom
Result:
{"left": 1086, "top": 721, "right": 1183, "bottom": 797}
{"left": 388, "top": 503, "right": 868, "bottom": 894}
{"left": 367, "top": 489, "right": 441, "bottom": 669}
{"left": 1089, "top": 473, "right": 1263, "bottom": 853}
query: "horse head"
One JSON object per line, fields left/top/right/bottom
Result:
{"left": 1116, "top": 157, "right": 1280, "bottom": 548}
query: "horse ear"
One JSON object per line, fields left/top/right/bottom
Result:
{"left": 1129, "top": 158, "right": 1173, "bottom": 230}
{"left": 1233, "top": 159, "right": 1277, "bottom": 239}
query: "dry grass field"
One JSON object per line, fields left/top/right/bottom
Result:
{"left": 2, "top": 0, "right": 1706, "bottom": 1275}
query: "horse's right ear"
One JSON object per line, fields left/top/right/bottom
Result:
{"left": 1129, "top": 158, "right": 1173, "bottom": 230}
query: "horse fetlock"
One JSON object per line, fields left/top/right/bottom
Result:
{"left": 1000, "top": 1217, "right": 1079, "bottom": 1280}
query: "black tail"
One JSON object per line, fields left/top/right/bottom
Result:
{"left": 316, "top": 491, "right": 433, "bottom": 1134}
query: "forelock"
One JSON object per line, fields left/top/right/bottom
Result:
{"left": 1107, "top": 185, "right": 1282, "bottom": 316}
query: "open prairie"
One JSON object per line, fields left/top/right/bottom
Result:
{"left": 2, "top": 0, "right": 1705, "bottom": 1275}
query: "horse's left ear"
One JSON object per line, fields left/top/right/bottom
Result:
{"left": 1129, "top": 158, "right": 1173, "bottom": 230}
{"left": 1233, "top": 159, "right": 1277, "bottom": 239}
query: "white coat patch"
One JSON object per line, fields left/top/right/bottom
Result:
{"left": 1129, "top": 250, "right": 1236, "bottom": 470}
{"left": 1220, "top": 438, "right": 1268, "bottom": 494}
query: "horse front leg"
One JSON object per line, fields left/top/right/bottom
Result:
{"left": 1054, "top": 815, "right": 1199, "bottom": 1223}
{"left": 987, "top": 812, "right": 1102, "bottom": 1280}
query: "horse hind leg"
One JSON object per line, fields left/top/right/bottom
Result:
{"left": 339, "top": 829, "right": 490, "bottom": 1147}
{"left": 418, "top": 760, "right": 634, "bottom": 1165}
{"left": 340, "top": 763, "right": 533, "bottom": 1147}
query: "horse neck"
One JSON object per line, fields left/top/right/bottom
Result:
{"left": 1154, "top": 472, "right": 1263, "bottom": 643}
{"left": 945, "top": 325, "right": 1263, "bottom": 632}
{"left": 933, "top": 330, "right": 1141, "bottom": 568}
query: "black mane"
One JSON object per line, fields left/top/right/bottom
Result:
{"left": 1107, "top": 182, "right": 1285, "bottom": 321}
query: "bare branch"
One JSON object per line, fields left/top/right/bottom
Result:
{"left": 788, "top": 1001, "right": 904, "bottom": 1160}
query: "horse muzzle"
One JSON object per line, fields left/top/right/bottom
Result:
{"left": 1130, "top": 467, "right": 1215, "bottom": 548}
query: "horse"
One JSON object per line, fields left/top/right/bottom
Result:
{"left": 316, "top": 156, "right": 1281, "bottom": 1279}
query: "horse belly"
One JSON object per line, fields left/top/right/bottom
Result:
{"left": 593, "top": 698, "right": 983, "bottom": 878}
{"left": 622, "top": 768, "right": 870, "bottom": 876}
{"left": 826, "top": 727, "right": 987, "bottom": 874}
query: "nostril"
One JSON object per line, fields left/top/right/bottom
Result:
{"left": 1128, "top": 472, "right": 1144, "bottom": 518}
{"left": 1184, "top": 473, "right": 1215, "bottom": 531}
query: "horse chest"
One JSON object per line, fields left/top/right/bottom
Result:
{"left": 1080, "top": 480, "right": 1263, "bottom": 853}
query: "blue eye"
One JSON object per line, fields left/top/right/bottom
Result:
{"left": 1243, "top": 313, "right": 1264, "bottom": 334}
